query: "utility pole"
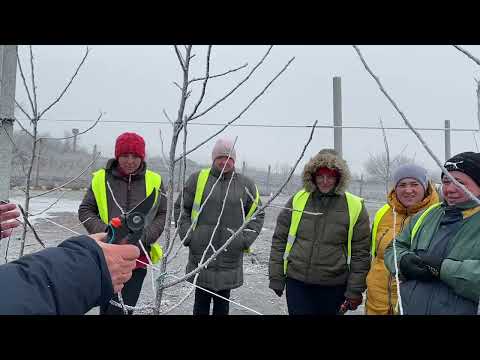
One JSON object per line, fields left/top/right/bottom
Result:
{"left": 0, "top": 45, "right": 17, "bottom": 201}
{"left": 444, "top": 120, "right": 451, "bottom": 161}
{"left": 72, "top": 128, "right": 79, "bottom": 152}
{"left": 333, "top": 76, "right": 342, "bottom": 157}
{"left": 242, "top": 161, "right": 246, "bottom": 175}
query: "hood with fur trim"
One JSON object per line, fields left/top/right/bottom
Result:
{"left": 302, "top": 149, "right": 351, "bottom": 194}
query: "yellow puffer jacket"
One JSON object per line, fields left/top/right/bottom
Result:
{"left": 365, "top": 182, "right": 439, "bottom": 315}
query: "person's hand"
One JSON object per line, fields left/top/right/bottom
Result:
{"left": 399, "top": 253, "right": 435, "bottom": 282}
{"left": 0, "top": 202, "right": 21, "bottom": 239}
{"left": 418, "top": 254, "right": 443, "bottom": 278}
{"left": 92, "top": 233, "right": 140, "bottom": 293}
{"left": 339, "top": 297, "right": 363, "bottom": 313}
{"left": 273, "top": 289, "right": 283, "bottom": 297}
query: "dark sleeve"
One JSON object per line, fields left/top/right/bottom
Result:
{"left": 345, "top": 202, "right": 371, "bottom": 299}
{"left": 174, "top": 173, "right": 197, "bottom": 246}
{"left": 78, "top": 186, "right": 108, "bottom": 234}
{"left": 144, "top": 182, "right": 168, "bottom": 246}
{"left": 0, "top": 235, "right": 113, "bottom": 315}
{"left": 242, "top": 178, "right": 265, "bottom": 248}
{"left": 268, "top": 195, "right": 294, "bottom": 292}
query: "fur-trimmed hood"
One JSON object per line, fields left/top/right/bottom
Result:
{"left": 302, "top": 149, "right": 351, "bottom": 194}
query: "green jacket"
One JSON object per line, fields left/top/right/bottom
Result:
{"left": 384, "top": 200, "right": 480, "bottom": 305}
{"left": 269, "top": 149, "right": 371, "bottom": 299}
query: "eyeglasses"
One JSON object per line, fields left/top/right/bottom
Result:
{"left": 444, "top": 160, "right": 464, "bottom": 171}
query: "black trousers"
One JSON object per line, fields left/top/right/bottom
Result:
{"left": 100, "top": 268, "right": 147, "bottom": 315}
{"left": 286, "top": 277, "right": 346, "bottom": 315}
{"left": 193, "top": 287, "right": 231, "bottom": 315}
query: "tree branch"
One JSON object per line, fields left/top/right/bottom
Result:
{"left": 353, "top": 45, "right": 480, "bottom": 206}
{"left": 174, "top": 45, "right": 186, "bottom": 71}
{"left": 39, "top": 47, "right": 90, "bottom": 118}
{"left": 29, "top": 46, "right": 38, "bottom": 118}
{"left": 29, "top": 152, "right": 101, "bottom": 199}
{"left": 186, "top": 45, "right": 212, "bottom": 120}
{"left": 36, "top": 111, "right": 103, "bottom": 142}
{"left": 189, "top": 45, "right": 274, "bottom": 121}
{"left": 160, "top": 121, "right": 317, "bottom": 289}
{"left": 189, "top": 63, "right": 248, "bottom": 84}
{"left": 174, "top": 56, "right": 295, "bottom": 163}
{"left": 453, "top": 45, "right": 480, "bottom": 66}
{"left": 16, "top": 50, "right": 36, "bottom": 117}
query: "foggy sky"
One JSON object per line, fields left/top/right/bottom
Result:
{"left": 13, "top": 45, "right": 480, "bottom": 177}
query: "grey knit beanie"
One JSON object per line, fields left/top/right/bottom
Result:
{"left": 393, "top": 164, "right": 428, "bottom": 190}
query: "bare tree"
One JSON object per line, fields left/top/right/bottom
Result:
{"left": 14, "top": 46, "right": 101, "bottom": 257}
{"left": 363, "top": 152, "right": 415, "bottom": 193}
{"left": 147, "top": 45, "right": 297, "bottom": 315}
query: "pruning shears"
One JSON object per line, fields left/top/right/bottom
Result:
{"left": 106, "top": 188, "right": 159, "bottom": 246}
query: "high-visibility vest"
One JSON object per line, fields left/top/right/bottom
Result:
{"left": 283, "top": 189, "right": 363, "bottom": 275}
{"left": 91, "top": 168, "right": 163, "bottom": 263}
{"left": 370, "top": 204, "right": 391, "bottom": 258}
{"left": 410, "top": 202, "right": 442, "bottom": 242}
{"left": 191, "top": 168, "right": 259, "bottom": 252}
{"left": 370, "top": 202, "right": 441, "bottom": 258}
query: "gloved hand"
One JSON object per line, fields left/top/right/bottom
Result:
{"left": 273, "top": 289, "right": 283, "bottom": 297}
{"left": 418, "top": 254, "right": 443, "bottom": 278}
{"left": 399, "top": 253, "right": 435, "bottom": 282}
{"left": 339, "top": 297, "right": 363, "bottom": 313}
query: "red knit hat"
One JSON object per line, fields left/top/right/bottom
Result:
{"left": 115, "top": 132, "right": 145, "bottom": 160}
{"left": 315, "top": 167, "right": 339, "bottom": 178}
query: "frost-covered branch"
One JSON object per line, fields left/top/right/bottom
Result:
{"left": 39, "top": 47, "right": 90, "bottom": 118}
{"left": 160, "top": 120, "right": 317, "bottom": 290}
{"left": 353, "top": 45, "right": 480, "bottom": 206}
{"left": 453, "top": 45, "right": 480, "bottom": 66}
{"left": 189, "top": 62, "right": 248, "bottom": 83}
{"left": 29, "top": 153, "right": 101, "bottom": 199}
{"left": 189, "top": 46, "right": 274, "bottom": 121}
{"left": 174, "top": 56, "right": 295, "bottom": 163}
{"left": 36, "top": 112, "right": 103, "bottom": 142}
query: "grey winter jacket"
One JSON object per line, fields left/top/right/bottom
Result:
{"left": 174, "top": 166, "right": 265, "bottom": 292}
{"left": 269, "top": 149, "right": 371, "bottom": 299}
{"left": 78, "top": 159, "right": 167, "bottom": 249}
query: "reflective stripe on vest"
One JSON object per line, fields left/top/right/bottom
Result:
{"left": 371, "top": 204, "right": 391, "bottom": 258}
{"left": 191, "top": 167, "right": 259, "bottom": 239}
{"left": 283, "top": 190, "right": 364, "bottom": 275}
{"left": 410, "top": 202, "right": 442, "bottom": 242}
{"left": 91, "top": 169, "right": 162, "bottom": 225}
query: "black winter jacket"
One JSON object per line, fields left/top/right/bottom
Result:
{"left": 0, "top": 235, "right": 113, "bottom": 315}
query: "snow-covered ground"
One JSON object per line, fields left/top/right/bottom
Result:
{"left": 4, "top": 190, "right": 382, "bottom": 315}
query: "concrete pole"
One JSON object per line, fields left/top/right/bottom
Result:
{"left": 333, "top": 76, "right": 342, "bottom": 157}
{"left": 0, "top": 45, "right": 17, "bottom": 201}
{"left": 444, "top": 120, "right": 451, "bottom": 161}
{"left": 72, "top": 128, "right": 79, "bottom": 152}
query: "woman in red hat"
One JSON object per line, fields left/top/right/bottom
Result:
{"left": 79, "top": 132, "right": 167, "bottom": 315}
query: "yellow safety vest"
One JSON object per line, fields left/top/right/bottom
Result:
{"left": 283, "top": 189, "right": 363, "bottom": 275}
{"left": 370, "top": 202, "right": 441, "bottom": 258}
{"left": 191, "top": 168, "right": 260, "bottom": 252}
{"left": 91, "top": 168, "right": 163, "bottom": 263}
{"left": 370, "top": 204, "right": 391, "bottom": 258}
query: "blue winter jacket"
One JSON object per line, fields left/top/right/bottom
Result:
{"left": 0, "top": 235, "right": 114, "bottom": 315}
